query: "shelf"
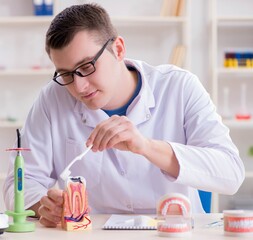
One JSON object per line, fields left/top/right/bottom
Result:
{"left": 112, "top": 16, "right": 187, "bottom": 26}
{"left": 0, "top": 68, "right": 54, "bottom": 77}
{"left": 0, "top": 16, "right": 53, "bottom": 25}
{"left": 245, "top": 172, "right": 253, "bottom": 178}
{"left": 218, "top": 68, "right": 253, "bottom": 75}
{"left": 218, "top": 16, "right": 253, "bottom": 22}
{"left": 223, "top": 119, "right": 253, "bottom": 128}
{"left": 0, "top": 120, "right": 23, "bottom": 128}
{"left": 0, "top": 15, "right": 186, "bottom": 26}
{"left": 217, "top": 17, "right": 253, "bottom": 27}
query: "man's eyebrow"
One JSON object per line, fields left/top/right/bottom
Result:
{"left": 55, "top": 55, "right": 94, "bottom": 73}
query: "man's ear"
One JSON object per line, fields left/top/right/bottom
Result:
{"left": 113, "top": 36, "right": 125, "bottom": 61}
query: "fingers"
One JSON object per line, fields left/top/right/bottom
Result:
{"left": 47, "top": 188, "right": 64, "bottom": 205}
{"left": 87, "top": 115, "right": 132, "bottom": 151}
{"left": 39, "top": 214, "right": 61, "bottom": 228}
{"left": 38, "top": 189, "right": 63, "bottom": 228}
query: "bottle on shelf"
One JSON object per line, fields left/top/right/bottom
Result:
{"left": 33, "top": 0, "right": 53, "bottom": 16}
{"left": 44, "top": 0, "right": 53, "bottom": 16}
{"left": 222, "top": 87, "right": 233, "bottom": 120}
{"left": 235, "top": 83, "right": 251, "bottom": 120}
{"left": 33, "top": 0, "right": 44, "bottom": 16}
{"left": 224, "top": 51, "right": 253, "bottom": 68}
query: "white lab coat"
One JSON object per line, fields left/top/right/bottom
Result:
{"left": 3, "top": 59, "right": 245, "bottom": 214}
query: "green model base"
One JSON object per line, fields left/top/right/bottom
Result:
{"left": 5, "top": 209, "right": 35, "bottom": 232}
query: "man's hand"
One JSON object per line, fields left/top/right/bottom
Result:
{"left": 38, "top": 188, "right": 63, "bottom": 227}
{"left": 87, "top": 115, "right": 147, "bottom": 154}
{"left": 87, "top": 115, "right": 179, "bottom": 178}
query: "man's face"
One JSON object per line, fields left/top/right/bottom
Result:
{"left": 49, "top": 31, "right": 122, "bottom": 110}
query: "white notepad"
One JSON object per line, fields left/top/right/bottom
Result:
{"left": 102, "top": 214, "right": 157, "bottom": 230}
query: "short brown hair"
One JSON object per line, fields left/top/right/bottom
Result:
{"left": 45, "top": 3, "right": 117, "bottom": 54}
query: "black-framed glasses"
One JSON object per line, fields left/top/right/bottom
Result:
{"left": 52, "top": 38, "right": 115, "bottom": 86}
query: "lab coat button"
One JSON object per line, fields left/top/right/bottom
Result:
{"left": 120, "top": 170, "right": 125, "bottom": 176}
{"left": 146, "top": 114, "right": 151, "bottom": 119}
{"left": 127, "top": 204, "right": 132, "bottom": 209}
{"left": 82, "top": 119, "right": 87, "bottom": 124}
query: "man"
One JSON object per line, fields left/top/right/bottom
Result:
{"left": 4, "top": 3, "right": 245, "bottom": 227}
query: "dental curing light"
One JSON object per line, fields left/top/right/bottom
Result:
{"left": 5, "top": 129, "right": 35, "bottom": 232}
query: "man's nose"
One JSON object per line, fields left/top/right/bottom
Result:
{"left": 72, "top": 73, "right": 89, "bottom": 91}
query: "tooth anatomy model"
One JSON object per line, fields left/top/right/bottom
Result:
{"left": 156, "top": 193, "right": 192, "bottom": 237}
{"left": 61, "top": 176, "right": 92, "bottom": 231}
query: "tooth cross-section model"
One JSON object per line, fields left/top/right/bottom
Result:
{"left": 61, "top": 176, "right": 92, "bottom": 231}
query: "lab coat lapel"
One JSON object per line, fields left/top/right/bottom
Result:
{"left": 127, "top": 72, "right": 155, "bottom": 126}
{"left": 74, "top": 101, "right": 109, "bottom": 128}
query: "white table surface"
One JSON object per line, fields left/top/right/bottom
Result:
{"left": 1, "top": 213, "right": 243, "bottom": 240}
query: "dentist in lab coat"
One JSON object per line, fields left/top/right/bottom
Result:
{"left": 4, "top": 3, "right": 245, "bottom": 227}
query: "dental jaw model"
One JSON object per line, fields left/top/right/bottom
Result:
{"left": 156, "top": 193, "right": 192, "bottom": 237}
{"left": 223, "top": 210, "right": 253, "bottom": 236}
{"left": 62, "top": 176, "right": 92, "bottom": 231}
{"left": 60, "top": 144, "right": 92, "bottom": 231}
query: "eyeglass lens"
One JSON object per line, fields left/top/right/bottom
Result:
{"left": 57, "top": 63, "right": 95, "bottom": 85}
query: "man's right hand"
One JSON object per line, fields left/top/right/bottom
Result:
{"left": 38, "top": 188, "right": 63, "bottom": 227}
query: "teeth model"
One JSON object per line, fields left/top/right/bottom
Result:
{"left": 61, "top": 176, "right": 92, "bottom": 231}
{"left": 223, "top": 210, "right": 253, "bottom": 236}
{"left": 157, "top": 193, "right": 191, "bottom": 218}
{"left": 156, "top": 193, "right": 192, "bottom": 237}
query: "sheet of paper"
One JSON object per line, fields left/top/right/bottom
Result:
{"left": 102, "top": 214, "right": 157, "bottom": 230}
